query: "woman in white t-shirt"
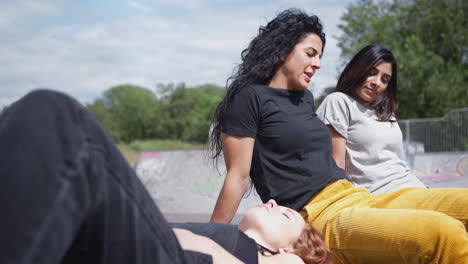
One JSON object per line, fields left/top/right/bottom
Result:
{"left": 316, "top": 44, "right": 426, "bottom": 193}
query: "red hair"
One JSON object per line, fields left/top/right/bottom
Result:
{"left": 291, "top": 224, "right": 333, "bottom": 264}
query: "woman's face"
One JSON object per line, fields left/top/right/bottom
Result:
{"left": 269, "top": 33, "right": 323, "bottom": 90}
{"left": 354, "top": 61, "right": 392, "bottom": 103}
{"left": 239, "top": 199, "right": 306, "bottom": 251}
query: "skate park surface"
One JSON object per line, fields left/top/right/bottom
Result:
{"left": 135, "top": 150, "right": 468, "bottom": 223}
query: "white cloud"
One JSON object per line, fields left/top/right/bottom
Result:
{"left": 128, "top": 0, "right": 152, "bottom": 13}
{"left": 140, "top": 0, "right": 205, "bottom": 9}
{"left": 0, "top": 0, "right": 59, "bottom": 27}
{"left": 0, "top": 1, "right": 354, "bottom": 107}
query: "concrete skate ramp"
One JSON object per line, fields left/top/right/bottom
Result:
{"left": 135, "top": 150, "right": 468, "bottom": 222}
{"left": 412, "top": 152, "right": 468, "bottom": 188}
{"left": 135, "top": 149, "right": 261, "bottom": 223}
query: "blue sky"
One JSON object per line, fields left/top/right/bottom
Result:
{"left": 0, "top": 0, "right": 355, "bottom": 107}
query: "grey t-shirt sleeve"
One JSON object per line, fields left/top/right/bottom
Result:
{"left": 316, "top": 92, "right": 351, "bottom": 139}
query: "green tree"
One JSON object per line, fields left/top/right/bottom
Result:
{"left": 160, "top": 83, "right": 224, "bottom": 143}
{"left": 88, "top": 83, "right": 224, "bottom": 144}
{"left": 314, "top": 85, "right": 336, "bottom": 110}
{"left": 87, "top": 99, "right": 120, "bottom": 140}
{"left": 188, "top": 84, "right": 225, "bottom": 142}
{"left": 102, "top": 85, "right": 161, "bottom": 142}
{"left": 338, "top": 0, "right": 468, "bottom": 119}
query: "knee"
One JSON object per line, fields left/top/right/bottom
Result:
{"left": 15, "top": 89, "right": 83, "bottom": 120}
{"left": 419, "top": 213, "right": 467, "bottom": 260}
{"left": 22, "top": 89, "right": 76, "bottom": 109}
{"left": 430, "top": 213, "right": 466, "bottom": 242}
{"left": 2, "top": 89, "right": 88, "bottom": 139}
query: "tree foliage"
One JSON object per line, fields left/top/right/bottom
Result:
{"left": 87, "top": 83, "right": 224, "bottom": 144}
{"left": 162, "top": 84, "right": 225, "bottom": 142}
{"left": 314, "top": 85, "right": 336, "bottom": 110}
{"left": 96, "top": 85, "right": 161, "bottom": 142}
{"left": 338, "top": 0, "right": 468, "bottom": 119}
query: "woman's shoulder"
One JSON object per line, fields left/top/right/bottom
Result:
{"left": 317, "top": 92, "right": 354, "bottom": 113}
{"left": 234, "top": 84, "right": 258, "bottom": 96}
{"left": 228, "top": 85, "right": 264, "bottom": 106}
{"left": 233, "top": 84, "right": 276, "bottom": 102}
{"left": 323, "top": 92, "right": 354, "bottom": 104}
{"left": 244, "top": 84, "right": 293, "bottom": 97}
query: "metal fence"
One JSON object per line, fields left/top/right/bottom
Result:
{"left": 400, "top": 108, "right": 468, "bottom": 156}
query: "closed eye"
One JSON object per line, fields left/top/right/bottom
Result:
{"left": 305, "top": 48, "right": 319, "bottom": 58}
{"left": 282, "top": 212, "right": 291, "bottom": 219}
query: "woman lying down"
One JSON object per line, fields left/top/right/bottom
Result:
{"left": 172, "top": 199, "right": 332, "bottom": 264}
{"left": 0, "top": 89, "right": 331, "bottom": 264}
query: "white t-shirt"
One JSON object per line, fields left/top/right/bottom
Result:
{"left": 316, "top": 92, "right": 425, "bottom": 193}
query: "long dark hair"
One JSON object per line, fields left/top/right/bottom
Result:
{"left": 336, "top": 44, "right": 398, "bottom": 121}
{"left": 210, "top": 8, "right": 326, "bottom": 162}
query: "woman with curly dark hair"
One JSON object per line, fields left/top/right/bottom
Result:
{"left": 210, "top": 8, "right": 468, "bottom": 264}
{"left": 209, "top": 8, "right": 336, "bottom": 220}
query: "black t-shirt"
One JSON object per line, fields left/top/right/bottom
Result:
{"left": 171, "top": 222, "right": 258, "bottom": 264}
{"left": 222, "top": 85, "right": 347, "bottom": 210}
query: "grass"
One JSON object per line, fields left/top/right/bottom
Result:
{"left": 117, "top": 139, "right": 207, "bottom": 164}
{"left": 118, "top": 144, "right": 141, "bottom": 165}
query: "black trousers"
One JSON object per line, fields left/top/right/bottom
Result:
{"left": 0, "top": 90, "right": 211, "bottom": 264}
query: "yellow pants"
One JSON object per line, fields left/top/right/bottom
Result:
{"left": 301, "top": 179, "right": 468, "bottom": 264}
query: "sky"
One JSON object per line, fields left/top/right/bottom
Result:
{"left": 0, "top": 0, "right": 356, "bottom": 108}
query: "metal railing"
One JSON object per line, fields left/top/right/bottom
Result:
{"left": 400, "top": 108, "right": 468, "bottom": 156}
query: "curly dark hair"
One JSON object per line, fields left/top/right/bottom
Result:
{"left": 336, "top": 44, "right": 398, "bottom": 121}
{"left": 210, "top": 8, "right": 326, "bottom": 162}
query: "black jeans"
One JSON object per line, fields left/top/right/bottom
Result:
{"left": 0, "top": 90, "right": 211, "bottom": 264}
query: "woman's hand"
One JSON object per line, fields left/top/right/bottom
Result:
{"left": 210, "top": 133, "right": 255, "bottom": 223}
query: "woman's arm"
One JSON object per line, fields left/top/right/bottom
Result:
{"left": 173, "top": 228, "right": 245, "bottom": 264}
{"left": 327, "top": 125, "right": 346, "bottom": 170}
{"left": 210, "top": 133, "right": 255, "bottom": 223}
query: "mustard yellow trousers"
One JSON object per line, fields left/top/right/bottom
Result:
{"left": 302, "top": 179, "right": 468, "bottom": 264}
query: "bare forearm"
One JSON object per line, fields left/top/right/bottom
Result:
{"left": 210, "top": 174, "right": 249, "bottom": 223}
{"left": 212, "top": 134, "right": 254, "bottom": 223}
{"left": 333, "top": 153, "right": 346, "bottom": 169}
{"left": 328, "top": 125, "right": 346, "bottom": 170}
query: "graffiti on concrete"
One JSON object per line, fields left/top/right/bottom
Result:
{"left": 136, "top": 157, "right": 167, "bottom": 190}
{"left": 412, "top": 153, "right": 468, "bottom": 181}
{"left": 140, "top": 151, "right": 161, "bottom": 161}
{"left": 190, "top": 176, "right": 224, "bottom": 198}
{"left": 135, "top": 149, "right": 261, "bottom": 215}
